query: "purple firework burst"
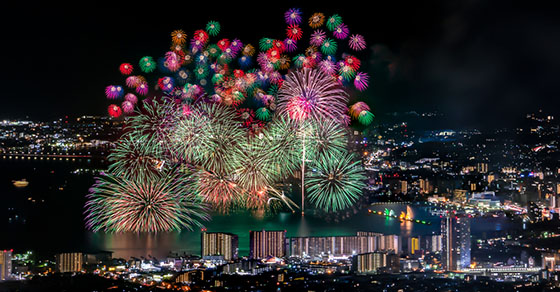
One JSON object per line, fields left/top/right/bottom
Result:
{"left": 284, "top": 8, "right": 302, "bottom": 25}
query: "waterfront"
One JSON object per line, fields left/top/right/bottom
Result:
{"left": 0, "top": 159, "right": 520, "bottom": 259}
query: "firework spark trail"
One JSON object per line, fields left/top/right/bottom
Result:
{"left": 85, "top": 169, "right": 209, "bottom": 233}
{"left": 107, "top": 133, "right": 167, "bottom": 180}
{"left": 277, "top": 67, "right": 349, "bottom": 123}
{"left": 306, "top": 152, "right": 367, "bottom": 212}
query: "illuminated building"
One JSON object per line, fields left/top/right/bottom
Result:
{"left": 419, "top": 235, "right": 442, "bottom": 252}
{"left": 378, "top": 234, "right": 402, "bottom": 254}
{"left": 542, "top": 252, "right": 560, "bottom": 271}
{"left": 468, "top": 191, "right": 501, "bottom": 209}
{"left": 453, "top": 190, "right": 467, "bottom": 203}
{"left": 408, "top": 237, "right": 420, "bottom": 255}
{"left": 288, "top": 232, "right": 381, "bottom": 259}
{"left": 418, "top": 178, "right": 433, "bottom": 194}
{"left": 201, "top": 232, "right": 239, "bottom": 261}
{"left": 487, "top": 173, "right": 496, "bottom": 184}
{"left": 441, "top": 214, "right": 471, "bottom": 271}
{"left": 249, "top": 230, "right": 286, "bottom": 259}
{"left": 55, "top": 252, "right": 83, "bottom": 273}
{"left": 0, "top": 250, "right": 12, "bottom": 281}
{"left": 400, "top": 180, "right": 408, "bottom": 194}
{"left": 176, "top": 270, "right": 204, "bottom": 283}
{"left": 352, "top": 251, "right": 400, "bottom": 274}
{"left": 477, "top": 162, "right": 488, "bottom": 174}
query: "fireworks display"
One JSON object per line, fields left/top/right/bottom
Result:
{"left": 88, "top": 8, "right": 376, "bottom": 232}
{"left": 85, "top": 169, "right": 209, "bottom": 233}
{"left": 277, "top": 68, "right": 349, "bottom": 123}
{"left": 306, "top": 152, "right": 367, "bottom": 212}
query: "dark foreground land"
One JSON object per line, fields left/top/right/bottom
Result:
{"left": 1, "top": 272, "right": 559, "bottom": 292}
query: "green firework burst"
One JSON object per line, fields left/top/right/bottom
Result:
{"left": 85, "top": 169, "right": 209, "bottom": 233}
{"left": 306, "top": 152, "right": 366, "bottom": 212}
{"left": 206, "top": 21, "right": 221, "bottom": 36}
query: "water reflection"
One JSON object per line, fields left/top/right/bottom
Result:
{"left": 81, "top": 205, "right": 518, "bottom": 260}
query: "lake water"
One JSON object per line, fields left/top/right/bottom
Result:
{"left": 0, "top": 158, "right": 519, "bottom": 259}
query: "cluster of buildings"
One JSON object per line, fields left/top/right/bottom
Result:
{"left": 0, "top": 216, "right": 470, "bottom": 283}
{"left": 0, "top": 116, "right": 121, "bottom": 158}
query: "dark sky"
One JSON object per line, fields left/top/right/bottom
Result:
{"left": 1, "top": 0, "right": 559, "bottom": 129}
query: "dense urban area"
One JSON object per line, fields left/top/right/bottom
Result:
{"left": 2, "top": 110, "right": 560, "bottom": 291}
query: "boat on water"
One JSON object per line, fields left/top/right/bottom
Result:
{"left": 12, "top": 179, "right": 29, "bottom": 187}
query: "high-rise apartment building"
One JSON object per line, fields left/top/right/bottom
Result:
{"left": 249, "top": 230, "right": 286, "bottom": 259}
{"left": 0, "top": 250, "right": 12, "bottom": 281}
{"left": 441, "top": 215, "right": 471, "bottom": 271}
{"left": 201, "top": 232, "right": 239, "bottom": 261}
{"left": 55, "top": 252, "right": 83, "bottom": 273}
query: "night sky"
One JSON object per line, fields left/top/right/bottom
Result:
{"left": 1, "top": 0, "right": 559, "bottom": 129}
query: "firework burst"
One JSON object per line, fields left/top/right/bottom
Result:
{"left": 85, "top": 169, "right": 209, "bottom": 233}
{"left": 308, "top": 12, "right": 325, "bottom": 28}
{"left": 139, "top": 56, "right": 156, "bottom": 73}
{"left": 349, "top": 34, "right": 366, "bottom": 51}
{"left": 277, "top": 68, "right": 348, "bottom": 123}
{"left": 306, "top": 152, "right": 366, "bottom": 212}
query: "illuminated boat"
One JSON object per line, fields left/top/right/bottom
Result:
{"left": 12, "top": 179, "right": 29, "bottom": 187}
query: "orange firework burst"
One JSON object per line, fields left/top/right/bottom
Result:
{"left": 171, "top": 30, "right": 187, "bottom": 45}
{"left": 242, "top": 44, "right": 255, "bottom": 56}
{"left": 308, "top": 12, "right": 325, "bottom": 28}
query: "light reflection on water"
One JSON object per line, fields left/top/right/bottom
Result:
{"left": 0, "top": 160, "right": 521, "bottom": 260}
{"left": 87, "top": 205, "right": 442, "bottom": 259}
{"left": 87, "top": 204, "right": 518, "bottom": 259}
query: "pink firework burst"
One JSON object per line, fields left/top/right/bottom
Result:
{"left": 318, "top": 59, "right": 338, "bottom": 76}
{"left": 121, "top": 100, "right": 134, "bottom": 114}
{"left": 354, "top": 72, "right": 369, "bottom": 91}
{"left": 136, "top": 82, "right": 148, "bottom": 96}
{"left": 310, "top": 30, "right": 326, "bottom": 47}
{"left": 269, "top": 71, "right": 283, "bottom": 85}
{"left": 333, "top": 23, "right": 349, "bottom": 39}
{"left": 164, "top": 51, "right": 181, "bottom": 72}
{"left": 126, "top": 76, "right": 140, "bottom": 88}
{"left": 124, "top": 93, "right": 138, "bottom": 104}
{"left": 105, "top": 85, "right": 123, "bottom": 99}
{"left": 286, "top": 95, "right": 312, "bottom": 121}
{"left": 277, "top": 68, "right": 349, "bottom": 123}
{"left": 349, "top": 34, "right": 366, "bottom": 51}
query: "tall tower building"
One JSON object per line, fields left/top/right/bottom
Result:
{"left": 0, "top": 250, "right": 12, "bottom": 281}
{"left": 249, "top": 230, "right": 286, "bottom": 259}
{"left": 441, "top": 215, "right": 471, "bottom": 271}
{"left": 55, "top": 252, "right": 83, "bottom": 273}
{"left": 201, "top": 232, "right": 239, "bottom": 261}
